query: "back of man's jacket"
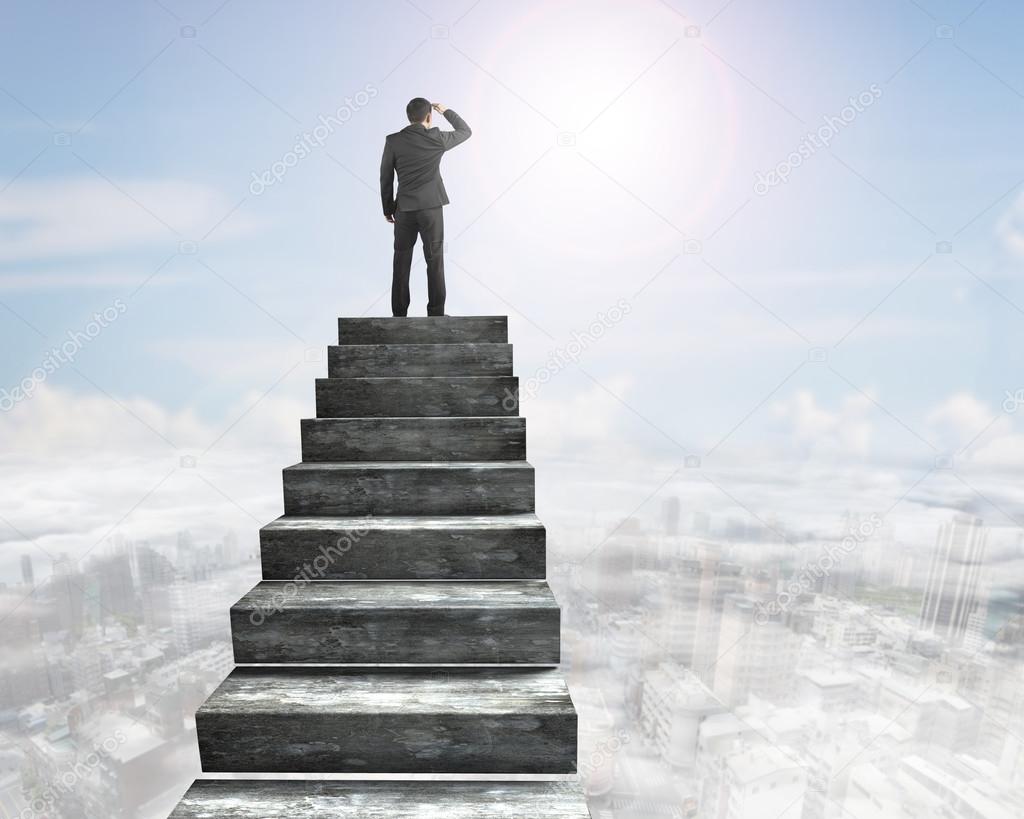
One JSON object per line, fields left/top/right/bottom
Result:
{"left": 380, "top": 109, "right": 472, "bottom": 217}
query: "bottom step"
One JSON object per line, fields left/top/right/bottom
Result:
{"left": 170, "top": 780, "right": 591, "bottom": 817}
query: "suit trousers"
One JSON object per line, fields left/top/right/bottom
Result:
{"left": 391, "top": 206, "right": 445, "bottom": 317}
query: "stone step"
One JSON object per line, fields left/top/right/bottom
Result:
{"left": 328, "top": 343, "right": 513, "bottom": 378}
{"left": 300, "top": 417, "right": 526, "bottom": 462}
{"left": 171, "top": 780, "right": 591, "bottom": 818}
{"left": 259, "top": 514, "right": 546, "bottom": 580}
{"left": 339, "top": 315, "right": 508, "bottom": 345}
{"left": 282, "top": 462, "right": 535, "bottom": 517}
{"left": 196, "top": 667, "right": 577, "bottom": 774}
{"left": 316, "top": 377, "right": 518, "bottom": 418}
{"left": 230, "top": 580, "right": 560, "bottom": 664}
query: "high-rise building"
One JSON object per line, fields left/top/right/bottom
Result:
{"left": 640, "top": 663, "right": 723, "bottom": 769}
{"left": 49, "top": 554, "right": 86, "bottom": 636}
{"left": 21, "top": 554, "right": 34, "bottom": 586}
{"left": 168, "top": 578, "right": 227, "bottom": 654}
{"left": 714, "top": 594, "right": 798, "bottom": 708}
{"left": 663, "top": 496, "right": 681, "bottom": 536}
{"left": 649, "top": 553, "right": 742, "bottom": 687}
{"left": 919, "top": 516, "right": 988, "bottom": 644}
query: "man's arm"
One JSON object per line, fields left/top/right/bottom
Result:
{"left": 433, "top": 103, "right": 471, "bottom": 150}
{"left": 380, "top": 137, "right": 396, "bottom": 221}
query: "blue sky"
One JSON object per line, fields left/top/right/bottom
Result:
{"left": 2, "top": 0, "right": 1024, "bottom": 582}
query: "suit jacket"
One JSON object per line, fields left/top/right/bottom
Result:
{"left": 380, "top": 109, "right": 472, "bottom": 217}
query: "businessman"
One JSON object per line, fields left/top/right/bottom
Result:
{"left": 380, "top": 98, "right": 472, "bottom": 317}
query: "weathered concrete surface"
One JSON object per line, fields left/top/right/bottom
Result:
{"left": 196, "top": 667, "right": 578, "bottom": 773}
{"left": 181, "top": 315, "right": 582, "bottom": 807}
{"left": 327, "top": 344, "right": 513, "bottom": 378}
{"left": 170, "top": 780, "right": 591, "bottom": 818}
{"left": 300, "top": 418, "right": 526, "bottom": 462}
{"left": 259, "top": 514, "right": 546, "bottom": 580}
{"left": 230, "top": 580, "right": 560, "bottom": 664}
{"left": 282, "top": 462, "right": 535, "bottom": 517}
{"left": 315, "top": 376, "right": 518, "bottom": 418}
{"left": 338, "top": 316, "right": 508, "bottom": 345}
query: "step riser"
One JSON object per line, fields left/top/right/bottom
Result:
{"left": 300, "top": 418, "right": 526, "bottom": 462}
{"left": 197, "top": 713, "right": 577, "bottom": 773}
{"left": 339, "top": 316, "right": 508, "bottom": 345}
{"left": 282, "top": 467, "right": 535, "bottom": 516}
{"left": 328, "top": 344, "right": 512, "bottom": 378}
{"left": 171, "top": 780, "right": 591, "bottom": 819}
{"left": 230, "top": 608, "right": 560, "bottom": 664}
{"left": 259, "top": 519, "right": 546, "bottom": 580}
{"left": 316, "top": 377, "right": 518, "bottom": 418}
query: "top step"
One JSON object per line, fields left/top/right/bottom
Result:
{"left": 339, "top": 316, "right": 507, "bottom": 345}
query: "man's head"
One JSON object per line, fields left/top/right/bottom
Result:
{"left": 406, "top": 97, "right": 432, "bottom": 126}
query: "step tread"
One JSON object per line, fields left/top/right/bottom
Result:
{"left": 300, "top": 417, "right": 526, "bottom": 462}
{"left": 329, "top": 343, "right": 511, "bottom": 353}
{"left": 315, "top": 376, "right": 518, "bottom": 418}
{"left": 259, "top": 514, "right": 546, "bottom": 581}
{"left": 171, "top": 780, "right": 591, "bottom": 818}
{"left": 261, "top": 513, "right": 543, "bottom": 532}
{"left": 282, "top": 462, "right": 536, "bottom": 518}
{"left": 328, "top": 343, "right": 512, "bottom": 377}
{"left": 230, "top": 580, "right": 560, "bottom": 663}
{"left": 234, "top": 580, "right": 558, "bottom": 610}
{"left": 199, "top": 667, "right": 573, "bottom": 716}
{"left": 284, "top": 460, "right": 534, "bottom": 472}
{"left": 301, "top": 416, "right": 524, "bottom": 424}
{"left": 318, "top": 375, "right": 514, "bottom": 381}
{"left": 338, "top": 316, "right": 508, "bottom": 345}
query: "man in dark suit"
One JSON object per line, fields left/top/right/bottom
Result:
{"left": 380, "top": 98, "right": 472, "bottom": 317}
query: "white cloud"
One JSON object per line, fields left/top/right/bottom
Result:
{"left": 0, "top": 383, "right": 303, "bottom": 581}
{"left": 526, "top": 375, "right": 636, "bottom": 458}
{"left": 0, "top": 381, "right": 308, "bottom": 455}
{"left": 925, "top": 392, "right": 1005, "bottom": 451}
{"left": 998, "top": 191, "right": 1024, "bottom": 258}
{"left": 769, "top": 389, "right": 873, "bottom": 457}
{"left": 970, "top": 433, "right": 1024, "bottom": 468}
{"left": 0, "top": 176, "right": 256, "bottom": 262}
{"left": 0, "top": 269, "right": 198, "bottom": 292}
{"left": 147, "top": 337, "right": 313, "bottom": 382}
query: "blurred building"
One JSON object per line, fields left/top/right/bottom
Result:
{"left": 649, "top": 550, "right": 741, "bottom": 686}
{"left": 713, "top": 594, "right": 798, "bottom": 708}
{"left": 168, "top": 578, "right": 227, "bottom": 655}
{"left": 640, "top": 663, "right": 723, "bottom": 769}
{"left": 663, "top": 497, "right": 681, "bottom": 537}
{"left": 698, "top": 739, "right": 806, "bottom": 819}
{"left": 574, "top": 686, "right": 618, "bottom": 800}
{"left": 21, "top": 554, "right": 34, "bottom": 587}
{"left": 919, "top": 516, "right": 988, "bottom": 644}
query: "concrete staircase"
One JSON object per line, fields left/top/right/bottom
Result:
{"left": 169, "top": 316, "right": 590, "bottom": 817}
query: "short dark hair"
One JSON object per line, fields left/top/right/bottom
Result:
{"left": 406, "top": 97, "right": 431, "bottom": 123}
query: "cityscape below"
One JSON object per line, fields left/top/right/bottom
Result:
{"left": 1, "top": 501, "right": 1020, "bottom": 818}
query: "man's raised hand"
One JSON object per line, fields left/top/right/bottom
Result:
{"left": 431, "top": 102, "right": 447, "bottom": 114}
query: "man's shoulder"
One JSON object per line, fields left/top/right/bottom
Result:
{"left": 386, "top": 127, "right": 444, "bottom": 147}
